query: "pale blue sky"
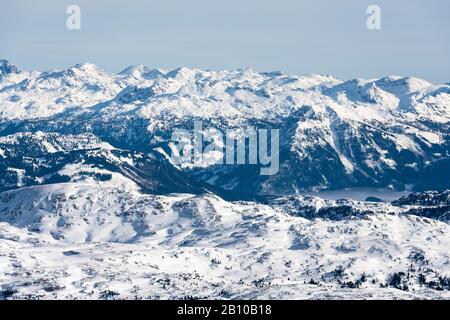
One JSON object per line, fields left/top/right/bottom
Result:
{"left": 1, "top": 0, "right": 449, "bottom": 83}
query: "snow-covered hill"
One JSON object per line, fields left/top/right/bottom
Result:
{"left": 1, "top": 183, "right": 450, "bottom": 299}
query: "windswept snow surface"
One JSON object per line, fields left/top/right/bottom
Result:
{"left": 1, "top": 183, "right": 450, "bottom": 300}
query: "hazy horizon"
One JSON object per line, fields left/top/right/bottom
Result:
{"left": 1, "top": 0, "right": 449, "bottom": 83}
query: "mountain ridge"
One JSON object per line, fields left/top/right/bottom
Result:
{"left": 0, "top": 60, "right": 449, "bottom": 194}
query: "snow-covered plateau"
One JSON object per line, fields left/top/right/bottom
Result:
{"left": 0, "top": 59, "right": 449, "bottom": 299}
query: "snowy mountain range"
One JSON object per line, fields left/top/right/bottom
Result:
{"left": 1, "top": 59, "right": 449, "bottom": 299}
{"left": 0, "top": 59, "right": 448, "bottom": 195}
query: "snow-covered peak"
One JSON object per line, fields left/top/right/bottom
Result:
{"left": 325, "top": 76, "right": 433, "bottom": 100}
{"left": 296, "top": 74, "right": 342, "bottom": 89}
{"left": 0, "top": 61, "right": 448, "bottom": 123}
{"left": 375, "top": 76, "right": 433, "bottom": 96}
{"left": 72, "top": 62, "right": 99, "bottom": 71}
{"left": 165, "top": 67, "right": 198, "bottom": 79}
{"left": 118, "top": 64, "right": 150, "bottom": 77}
{"left": 115, "top": 82, "right": 155, "bottom": 104}
{"left": 323, "top": 78, "right": 393, "bottom": 105}
{"left": 39, "top": 62, "right": 110, "bottom": 83}
{"left": 67, "top": 62, "right": 111, "bottom": 79}
{"left": 0, "top": 59, "right": 20, "bottom": 77}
